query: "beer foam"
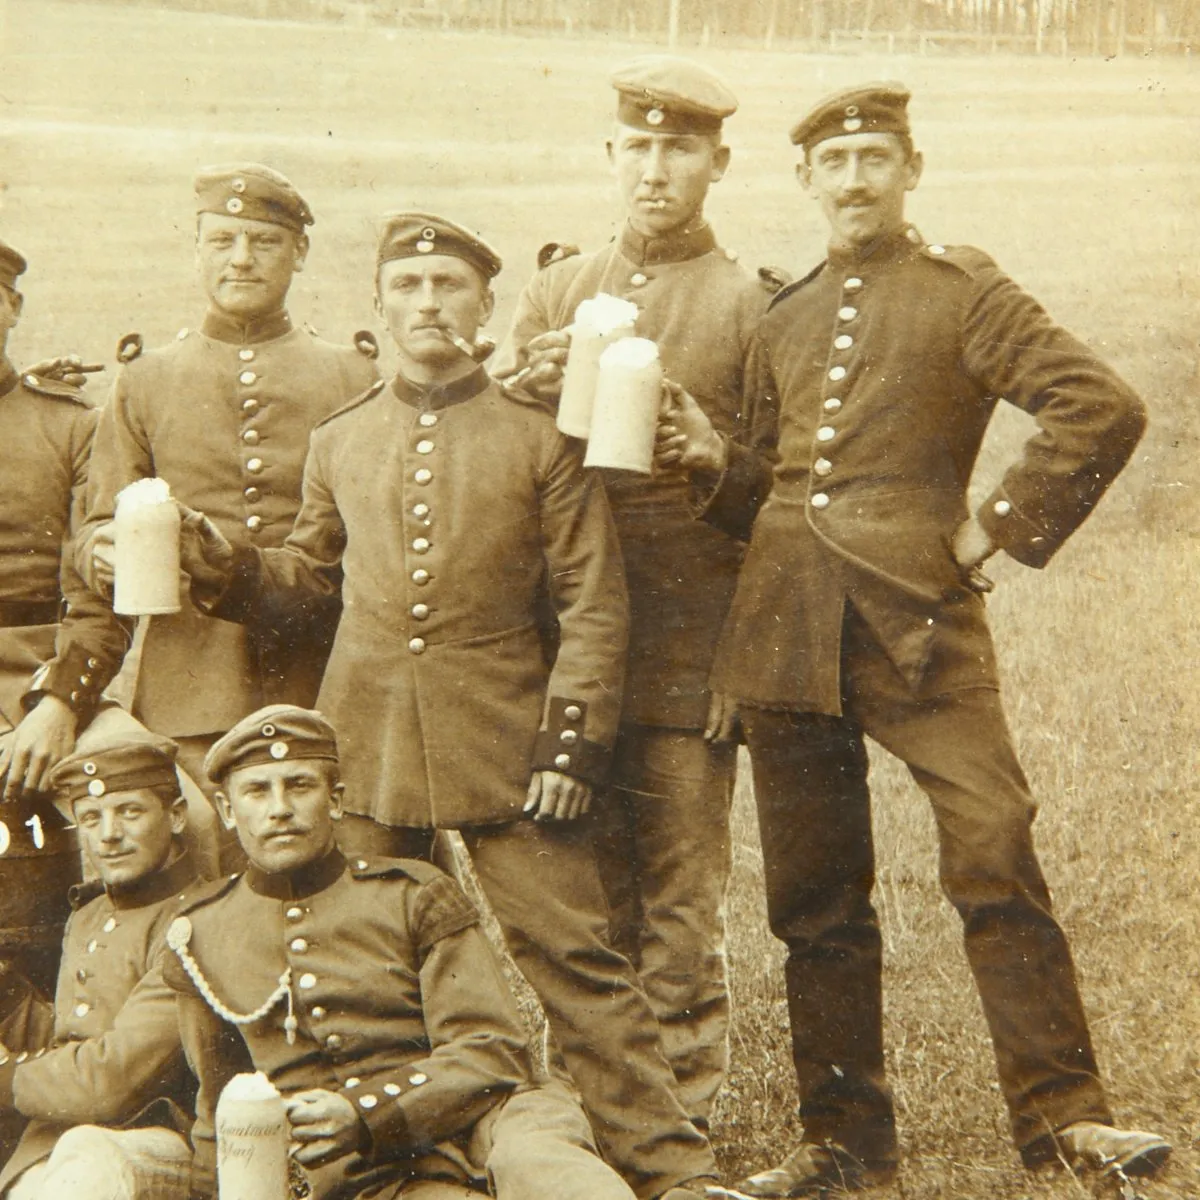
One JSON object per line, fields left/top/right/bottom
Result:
{"left": 221, "top": 1071, "right": 281, "bottom": 1102}
{"left": 574, "top": 294, "right": 639, "bottom": 337}
{"left": 599, "top": 336, "right": 659, "bottom": 370}
{"left": 115, "top": 476, "right": 173, "bottom": 513}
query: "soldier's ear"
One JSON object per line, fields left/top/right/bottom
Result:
{"left": 168, "top": 794, "right": 189, "bottom": 838}
{"left": 215, "top": 790, "right": 237, "bottom": 831}
{"left": 329, "top": 781, "right": 345, "bottom": 821}
{"left": 710, "top": 143, "right": 731, "bottom": 184}
{"left": 479, "top": 286, "right": 495, "bottom": 327}
{"left": 291, "top": 233, "right": 310, "bottom": 275}
{"left": 796, "top": 160, "right": 813, "bottom": 192}
{"left": 905, "top": 150, "right": 925, "bottom": 192}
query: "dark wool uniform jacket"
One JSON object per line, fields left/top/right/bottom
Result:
{"left": 0, "top": 851, "right": 199, "bottom": 1193}
{"left": 204, "top": 368, "right": 628, "bottom": 828}
{"left": 79, "top": 311, "right": 377, "bottom": 738}
{"left": 0, "top": 361, "right": 128, "bottom": 731}
{"left": 162, "top": 849, "right": 534, "bottom": 1200}
{"left": 493, "top": 222, "right": 767, "bottom": 729}
{"left": 704, "top": 228, "right": 1147, "bottom": 714}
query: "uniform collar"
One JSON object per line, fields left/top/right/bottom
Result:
{"left": 0, "top": 359, "right": 17, "bottom": 399}
{"left": 391, "top": 364, "right": 490, "bottom": 412}
{"left": 244, "top": 844, "right": 347, "bottom": 900}
{"left": 201, "top": 307, "right": 294, "bottom": 345}
{"left": 826, "top": 224, "right": 922, "bottom": 272}
{"left": 73, "top": 848, "right": 199, "bottom": 912}
{"left": 618, "top": 219, "right": 716, "bottom": 267}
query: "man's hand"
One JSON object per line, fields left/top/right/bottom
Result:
{"left": 703, "top": 691, "right": 739, "bottom": 744}
{"left": 285, "top": 1089, "right": 365, "bottom": 1167}
{"left": 951, "top": 515, "right": 997, "bottom": 593}
{"left": 515, "top": 330, "right": 571, "bottom": 405}
{"left": 21, "top": 356, "right": 102, "bottom": 389}
{"left": 655, "top": 381, "right": 727, "bottom": 475}
{"left": 524, "top": 770, "right": 593, "bottom": 822}
{"left": 0, "top": 696, "right": 78, "bottom": 801}
{"left": 178, "top": 503, "right": 235, "bottom": 592}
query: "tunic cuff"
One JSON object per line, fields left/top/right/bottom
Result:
{"left": 22, "top": 645, "right": 105, "bottom": 727}
{"left": 977, "top": 487, "right": 1057, "bottom": 569}
{"left": 196, "top": 544, "right": 261, "bottom": 622}
{"left": 693, "top": 438, "right": 772, "bottom": 543}
{"left": 531, "top": 698, "right": 609, "bottom": 787}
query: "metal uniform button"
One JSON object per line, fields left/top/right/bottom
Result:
{"left": 929, "top": 244, "right": 946, "bottom": 255}
{"left": 414, "top": 468, "right": 432, "bottom": 484}
{"left": 554, "top": 753, "right": 571, "bottom": 769}
{"left": 360, "top": 1095, "right": 378, "bottom": 1109}
{"left": 824, "top": 398, "right": 843, "bottom": 412}
{"left": 76, "top": 968, "right": 88, "bottom": 983}
{"left": 411, "top": 603, "right": 429, "bottom": 620}
{"left": 103, "top": 917, "right": 117, "bottom": 933}
{"left": 419, "top": 413, "right": 438, "bottom": 427}
{"left": 814, "top": 458, "right": 833, "bottom": 477}
{"left": 817, "top": 426, "right": 836, "bottom": 443}
{"left": 242, "top": 398, "right": 259, "bottom": 414}
{"left": 409, "top": 637, "right": 426, "bottom": 654}
{"left": 87, "top": 658, "right": 99, "bottom": 669}
{"left": 74, "top": 1002, "right": 90, "bottom": 1018}
{"left": 630, "top": 272, "right": 647, "bottom": 287}
{"left": 247, "top": 458, "right": 264, "bottom": 474}
{"left": 834, "top": 335, "right": 853, "bottom": 350}
{"left": 239, "top": 348, "right": 255, "bottom": 362}
{"left": 412, "top": 537, "right": 430, "bottom": 553}
{"left": 290, "top": 938, "right": 308, "bottom": 953}
{"left": 409, "top": 1073, "right": 428, "bottom": 1086}
{"left": 325, "top": 1033, "right": 342, "bottom": 1050}
{"left": 311, "top": 1006, "right": 326, "bottom": 1020}
{"left": 244, "top": 486, "right": 261, "bottom": 502}
{"left": 298, "top": 973, "right": 317, "bottom": 989}
{"left": 560, "top": 729, "right": 578, "bottom": 745}
{"left": 564, "top": 704, "right": 582, "bottom": 721}
{"left": 286, "top": 906, "right": 303, "bottom": 921}
{"left": 844, "top": 277, "right": 863, "bottom": 291}
{"left": 416, "top": 440, "right": 434, "bottom": 455}
{"left": 811, "top": 493, "right": 831, "bottom": 510}
{"left": 828, "top": 365, "right": 846, "bottom": 382}
{"left": 994, "top": 500, "right": 1012, "bottom": 517}
{"left": 838, "top": 306, "right": 858, "bottom": 321}
{"left": 242, "top": 429, "right": 260, "bottom": 445}
{"left": 80, "top": 674, "right": 91, "bottom": 686}
{"left": 412, "top": 569, "right": 430, "bottom": 585}
{"left": 70, "top": 691, "right": 80, "bottom": 704}
{"left": 384, "top": 1083, "right": 401, "bottom": 1096}
{"left": 239, "top": 370, "right": 257, "bottom": 385}
{"left": 246, "top": 515, "right": 263, "bottom": 532}
{"left": 412, "top": 503, "right": 430, "bottom": 518}
{"left": 345, "top": 1077, "right": 361, "bottom": 1089}
{"left": 86, "top": 940, "right": 98, "bottom": 954}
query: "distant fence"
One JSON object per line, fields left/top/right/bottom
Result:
{"left": 49, "top": 0, "right": 1200, "bottom": 55}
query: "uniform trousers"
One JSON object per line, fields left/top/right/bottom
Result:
{"left": 336, "top": 814, "right": 716, "bottom": 1199}
{"left": 4, "top": 1125, "right": 190, "bottom": 1200}
{"left": 590, "top": 725, "right": 735, "bottom": 1125}
{"left": 738, "top": 605, "right": 1111, "bottom": 1168}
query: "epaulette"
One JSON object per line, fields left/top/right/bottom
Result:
{"left": 919, "top": 242, "right": 998, "bottom": 276}
{"left": 767, "top": 260, "right": 826, "bottom": 311}
{"left": 116, "top": 332, "right": 143, "bottom": 363}
{"left": 174, "top": 871, "right": 242, "bottom": 917}
{"left": 19, "top": 373, "right": 93, "bottom": 405}
{"left": 67, "top": 880, "right": 105, "bottom": 911}
{"left": 757, "top": 265, "right": 793, "bottom": 295}
{"left": 352, "top": 329, "right": 380, "bottom": 360}
{"left": 314, "top": 378, "right": 387, "bottom": 429}
{"left": 537, "top": 242, "right": 581, "bottom": 270}
{"left": 345, "top": 853, "right": 444, "bottom": 883}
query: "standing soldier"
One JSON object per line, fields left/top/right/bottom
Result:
{"left": 0, "top": 237, "right": 130, "bottom": 1000}
{"left": 492, "top": 56, "right": 772, "bottom": 1128}
{"left": 178, "top": 213, "right": 735, "bottom": 1200}
{"left": 664, "top": 82, "right": 1171, "bottom": 1193}
{"left": 76, "top": 164, "right": 378, "bottom": 861}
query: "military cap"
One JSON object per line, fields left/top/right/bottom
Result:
{"left": 49, "top": 733, "right": 180, "bottom": 806}
{"left": 204, "top": 704, "right": 339, "bottom": 783}
{"left": 0, "top": 237, "right": 27, "bottom": 291}
{"left": 789, "top": 81, "right": 911, "bottom": 151}
{"left": 611, "top": 55, "right": 737, "bottom": 136}
{"left": 194, "top": 163, "right": 314, "bottom": 233}
{"left": 377, "top": 212, "right": 502, "bottom": 281}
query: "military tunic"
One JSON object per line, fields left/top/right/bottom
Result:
{"left": 208, "top": 367, "right": 628, "bottom": 828}
{"left": 163, "top": 849, "right": 559, "bottom": 1200}
{"left": 0, "top": 851, "right": 198, "bottom": 1193}
{"left": 80, "top": 310, "right": 377, "bottom": 739}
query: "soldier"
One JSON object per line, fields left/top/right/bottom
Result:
{"left": 177, "top": 213, "right": 734, "bottom": 1200}
{"left": 0, "top": 236, "right": 132, "bottom": 1002}
{"left": 164, "top": 704, "right": 692, "bottom": 1200}
{"left": 491, "top": 55, "right": 772, "bottom": 1127}
{"left": 76, "top": 164, "right": 378, "bottom": 861}
{"left": 664, "top": 82, "right": 1170, "bottom": 1194}
{"left": 0, "top": 733, "right": 200, "bottom": 1200}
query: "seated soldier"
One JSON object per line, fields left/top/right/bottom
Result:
{"left": 0, "top": 733, "right": 200, "bottom": 1200}
{"left": 162, "top": 704, "right": 675, "bottom": 1200}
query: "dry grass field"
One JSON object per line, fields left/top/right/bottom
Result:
{"left": 2, "top": 3, "right": 1198, "bottom": 1196}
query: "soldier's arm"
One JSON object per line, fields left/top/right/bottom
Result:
{"left": 530, "top": 437, "right": 628, "bottom": 792}
{"left": 1, "top": 962, "right": 186, "bottom": 1124}
{"left": 344, "top": 874, "right": 532, "bottom": 1163}
{"left": 960, "top": 259, "right": 1147, "bottom": 568}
